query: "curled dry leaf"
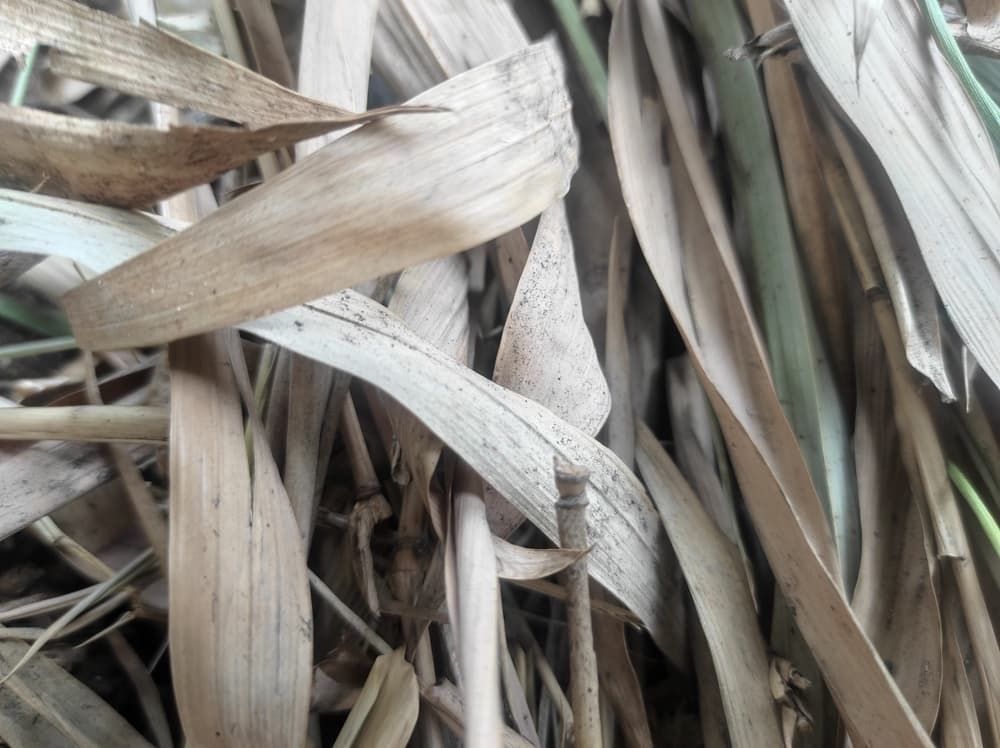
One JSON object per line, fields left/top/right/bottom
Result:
{"left": 0, "top": 0, "right": 414, "bottom": 128}
{"left": 63, "top": 40, "right": 578, "bottom": 349}
{"left": 783, "top": 0, "right": 1000, "bottom": 393}
{"left": 168, "top": 331, "right": 311, "bottom": 747}
{"left": 610, "top": 2, "right": 930, "bottom": 743}
{"left": 0, "top": 105, "right": 375, "bottom": 208}
{"left": 492, "top": 535, "right": 586, "bottom": 581}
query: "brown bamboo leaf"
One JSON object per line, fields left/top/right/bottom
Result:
{"left": 0, "top": 0, "right": 410, "bottom": 127}
{"left": 783, "top": 0, "right": 1000, "bottom": 392}
{"left": 0, "top": 106, "right": 376, "bottom": 208}
{"left": 850, "top": 305, "right": 942, "bottom": 729}
{"left": 636, "top": 423, "right": 782, "bottom": 746}
{"left": 332, "top": 649, "right": 418, "bottom": 748}
{"left": 63, "top": 40, "right": 578, "bottom": 349}
{"left": 941, "top": 579, "right": 985, "bottom": 748}
{"left": 493, "top": 536, "right": 586, "bottom": 581}
{"left": 611, "top": 2, "right": 931, "bottom": 743}
{"left": 168, "top": 330, "right": 312, "bottom": 747}
{"left": 0, "top": 640, "right": 152, "bottom": 748}
{"left": 493, "top": 201, "right": 611, "bottom": 437}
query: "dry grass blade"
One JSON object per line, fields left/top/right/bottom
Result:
{"left": 941, "top": 579, "right": 985, "bottom": 747}
{"left": 332, "top": 649, "right": 418, "bottom": 748}
{"left": 851, "top": 306, "right": 942, "bottom": 728}
{"left": 494, "top": 201, "right": 611, "bottom": 437}
{"left": 0, "top": 442, "right": 153, "bottom": 541}
{"left": 0, "top": 640, "right": 152, "bottom": 747}
{"left": 0, "top": 105, "right": 373, "bottom": 208}
{"left": 63, "top": 40, "right": 578, "bottom": 349}
{"left": 493, "top": 536, "right": 586, "bottom": 581}
{"left": 243, "top": 293, "right": 680, "bottom": 655}
{"left": 853, "top": 0, "right": 886, "bottom": 67}
{"left": 743, "top": 0, "right": 850, "bottom": 389}
{"left": 610, "top": 2, "right": 930, "bottom": 742}
{"left": 605, "top": 214, "right": 635, "bottom": 469}
{"left": 635, "top": 423, "right": 782, "bottom": 746}
{"left": 783, "top": 0, "right": 1000, "bottom": 392}
{"left": 168, "top": 330, "right": 311, "bottom": 747}
{"left": 0, "top": 405, "right": 166, "bottom": 444}
{"left": 105, "top": 630, "right": 172, "bottom": 748}
{"left": 0, "top": 0, "right": 413, "bottom": 127}
{"left": 421, "top": 680, "right": 537, "bottom": 748}
{"left": 231, "top": 0, "right": 293, "bottom": 89}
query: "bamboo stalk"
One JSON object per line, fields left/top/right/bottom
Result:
{"left": 0, "top": 405, "right": 167, "bottom": 443}
{"left": 553, "top": 457, "right": 601, "bottom": 748}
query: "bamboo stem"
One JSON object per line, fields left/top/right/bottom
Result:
{"left": 0, "top": 405, "right": 168, "bottom": 444}
{"left": 553, "top": 457, "right": 602, "bottom": 748}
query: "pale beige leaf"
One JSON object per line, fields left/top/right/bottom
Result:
{"left": 941, "top": 580, "right": 985, "bottom": 748}
{"left": 231, "top": 0, "right": 293, "bottom": 88}
{"left": 332, "top": 649, "right": 418, "bottom": 748}
{"left": 0, "top": 105, "right": 372, "bottom": 208}
{"left": 0, "top": 442, "right": 153, "bottom": 541}
{"left": 853, "top": 0, "right": 886, "bottom": 66}
{"left": 784, "top": 0, "right": 1000, "bottom": 392}
{"left": 0, "top": 640, "right": 152, "bottom": 748}
{"left": 493, "top": 535, "right": 586, "bottom": 581}
{"left": 299, "top": 0, "right": 376, "bottom": 117}
{"left": 610, "top": 2, "right": 931, "bottom": 743}
{"left": 494, "top": 201, "right": 611, "bottom": 437}
{"left": 422, "top": 680, "right": 537, "bottom": 748}
{"left": 850, "top": 306, "right": 941, "bottom": 729}
{"left": 636, "top": 423, "right": 782, "bottom": 746}
{"left": 169, "top": 330, "right": 311, "bottom": 747}
{"left": 244, "top": 294, "right": 679, "bottom": 656}
{"left": 63, "top": 40, "right": 577, "bottom": 349}
{"left": 0, "top": 0, "right": 402, "bottom": 127}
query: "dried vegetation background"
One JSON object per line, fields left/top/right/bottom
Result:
{"left": 0, "top": 0, "right": 998, "bottom": 746}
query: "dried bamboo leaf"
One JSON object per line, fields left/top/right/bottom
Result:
{"left": 168, "top": 330, "right": 312, "bottom": 747}
{"left": 493, "top": 536, "right": 586, "bottom": 581}
{"left": 610, "top": 2, "right": 931, "bottom": 743}
{"left": 0, "top": 0, "right": 407, "bottom": 127}
{"left": 494, "top": 201, "right": 611, "bottom": 437}
{"left": 831, "top": 125, "right": 957, "bottom": 402}
{"left": 63, "top": 41, "right": 577, "bottom": 349}
{"left": 941, "top": 579, "right": 985, "bottom": 748}
{"left": 0, "top": 105, "right": 377, "bottom": 208}
{"left": 783, "top": 0, "right": 1000, "bottom": 392}
{"left": 688, "top": 0, "right": 858, "bottom": 588}
{"left": 851, "top": 306, "right": 942, "bottom": 729}
{"left": 0, "top": 441, "right": 153, "bottom": 541}
{"left": 332, "top": 649, "right": 418, "bottom": 748}
{"left": 0, "top": 640, "right": 152, "bottom": 748}
{"left": 636, "top": 423, "right": 781, "bottom": 745}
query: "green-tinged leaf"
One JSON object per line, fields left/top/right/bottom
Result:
{"left": 688, "top": 0, "right": 858, "bottom": 590}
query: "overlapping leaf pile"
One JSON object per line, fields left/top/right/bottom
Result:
{"left": 0, "top": 0, "right": 998, "bottom": 745}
